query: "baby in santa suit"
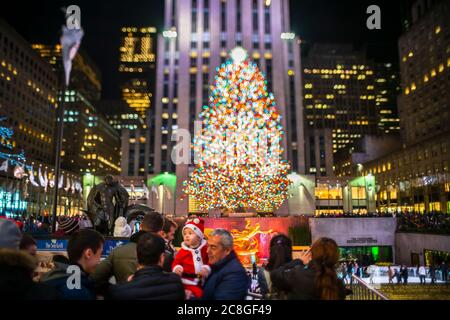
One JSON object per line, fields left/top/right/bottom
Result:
{"left": 172, "top": 217, "right": 210, "bottom": 298}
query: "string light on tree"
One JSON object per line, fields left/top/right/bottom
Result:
{"left": 184, "top": 48, "right": 291, "bottom": 213}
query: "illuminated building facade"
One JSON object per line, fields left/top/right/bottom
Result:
{"left": 154, "top": 0, "right": 305, "bottom": 215}
{"left": 33, "top": 45, "right": 121, "bottom": 176}
{"left": 0, "top": 19, "right": 57, "bottom": 165}
{"left": 302, "top": 44, "right": 382, "bottom": 177}
{"left": 0, "top": 20, "right": 83, "bottom": 218}
{"left": 97, "top": 100, "right": 152, "bottom": 176}
{"left": 374, "top": 63, "right": 401, "bottom": 134}
{"left": 118, "top": 27, "right": 157, "bottom": 177}
{"left": 119, "top": 26, "right": 156, "bottom": 116}
{"left": 355, "top": 0, "right": 450, "bottom": 213}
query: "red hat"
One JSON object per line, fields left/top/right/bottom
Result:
{"left": 183, "top": 217, "right": 205, "bottom": 239}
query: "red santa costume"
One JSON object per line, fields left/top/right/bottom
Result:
{"left": 172, "top": 218, "right": 210, "bottom": 298}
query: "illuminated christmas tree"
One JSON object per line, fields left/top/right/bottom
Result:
{"left": 184, "top": 48, "right": 291, "bottom": 213}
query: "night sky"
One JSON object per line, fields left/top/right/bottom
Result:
{"left": 2, "top": 0, "right": 404, "bottom": 100}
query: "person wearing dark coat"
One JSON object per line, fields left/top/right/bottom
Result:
{"left": 400, "top": 265, "right": 408, "bottom": 285}
{"left": 0, "top": 219, "right": 59, "bottom": 300}
{"left": 0, "top": 248, "right": 59, "bottom": 300}
{"left": 429, "top": 265, "right": 436, "bottom": 284}
{"left": 91, "top": 212, "right": 165, "bottom": 288}
{"left": 257, "top": 234, "right": 292, "bottom": 300}
{"left": 440, "top": 262, "right": 448, "bottom": 283}
{"left": 42, "top": 229, "right": 104, "bottom": 300}
{"left": 201, "top": 229, "right": 249, "bottom": 300}
{"left": 160, "top": 217, "right": 178, "bottom": 273}
{"left": 271, "top": 238, "right": 346, "bottom": 300}
{"left": 108, "top": 233, "right": 184, "bottom": 300}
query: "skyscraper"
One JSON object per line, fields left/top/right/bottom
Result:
{"left": 302, "top": 44, "right": 400, "bottom": 177}
{"left": 357, "top": 0, "right": 450, "bottom": 213}
{"left": 0, "top": 19, "right": 58, "bottom": 165}
{"left": 153, "top": 0, "right": 304, "bottom": 215}
{"left": 118, "top": 27, "right": 157, "bottom": 177}
{"left": 33, "top": 45, "right": 121, "bottom": 176}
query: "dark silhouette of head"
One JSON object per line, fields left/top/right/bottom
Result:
{"left": 266, "top": 234, "right": 293, "bottom": 271}
{"left": 104, "top": 175, "right": 114, "bottom": 186}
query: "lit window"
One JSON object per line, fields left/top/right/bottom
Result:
{"left": 405, "top": 87, "right": 410, "bottom": 95}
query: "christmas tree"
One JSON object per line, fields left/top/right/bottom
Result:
{"left": 184, "top": 48, "right": 291, "bottom": 213}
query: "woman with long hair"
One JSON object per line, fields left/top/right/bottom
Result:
{"left": 271, "top": 237, "right": 345, "bottom": 300}
{"left": 257, "top": 234, "right": 292, "bottom": 299}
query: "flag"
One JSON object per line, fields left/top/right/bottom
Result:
{"left": 45, "top": 170, "right": 51, "bottom": 191}
{"left": 152, "top": 186, "right": 159, "bottom": 199}
{"left": 64, "top": 176, "right": 71, "bottom": 192}
{"left": 130, "top": 184, "right": 136, "bottom": 200}
{"left": 142, "top": 183, "right": 149, "bottom": 199}
{"left": 28, "top": 167, "right": 40, "bottom": 187}
{"left": 164, "top": 186, "right": 172, "bottom": 200}
{"left": 58, "top": 174, "right": 64, "bottom": 189}
{"left": 0, "top": 160, "right": 8, "bottom": 172}
{"left": 22, "top": 180, "right": 29, "bottom": 198}
{"left": 60, "top": 26, "right": 84, "bottom": 86}
{"left": 13, "top": 165, "right": 26, "bottom": 179}
{"left": 38, "top": 167, "right": 46, "bottom": 187}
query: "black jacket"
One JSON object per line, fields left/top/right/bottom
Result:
{"left": 0, "top": 249, "right": 59, "bottom": 300}
{"left": 162, "top": 240, "right": 175, "bottom": 273}
{"left": 271, "top": 259, "right": 346, "bottom": 300}
{"left": 41, "top": 263, "right": 97, "bottom": 300}
{"left": 107, "top": 265, "right": 185, "bottom": 300}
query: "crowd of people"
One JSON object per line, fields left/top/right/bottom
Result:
{"left": 0, "top": 213, "right": 352, "bottom": 300}
{"left": 396, "top": 211, "right": 450, "bottom": 233}
{"left": 315, "top": 212, "right": 394, "bottom": 218}
{"left": 315, "top": 210, "right": 450, "bottom": 234}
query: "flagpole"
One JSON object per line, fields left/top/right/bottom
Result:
{"left": 51, "top": 80, "right": 66, "bottom": 232}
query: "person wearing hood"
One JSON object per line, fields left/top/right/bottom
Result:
{"left": 41, "top": 229, "right": 104, "bottom": 300}
{"left": 91, "top": 212, "right": 164, "bottom": 290}
{"left": 0, "top": 219, "right": 58, "bottom": 299}
{"left": 113, "top": 216, "right": 132, "bottom": 238}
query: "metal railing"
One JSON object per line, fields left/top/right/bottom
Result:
{"left": 348, "top": 274, "right": 389, "bottom": 300}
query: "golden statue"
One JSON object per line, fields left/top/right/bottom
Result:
{"left": 206, "top": 220, "right": 272, "bottom": 266}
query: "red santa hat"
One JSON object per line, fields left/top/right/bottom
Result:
{"left": 183, "top": 217, "right": 205, "bottom": 239}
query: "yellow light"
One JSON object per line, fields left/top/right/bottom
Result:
{"left": 288, "top": 70, "right": 295, "bottom": 76}
{"left": 405, "top": 87, "right": 410, "bottom": 95}
{"left": 435, "top": 26, "right": 441, "bottom": 34}
{"left": 408, "top": 51, "right": 413, "bottom": 58}
{"left": 424, "top": 74, "right": 429, "bottom": 83}
{"left": 439, "top": 64, "right": 444, "bottom": 73}
{"left": 411, "top": 83, "right": 416, "bottom": 91}
{"left": 431, "top": 69, "right": 437, "bottom": 77}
